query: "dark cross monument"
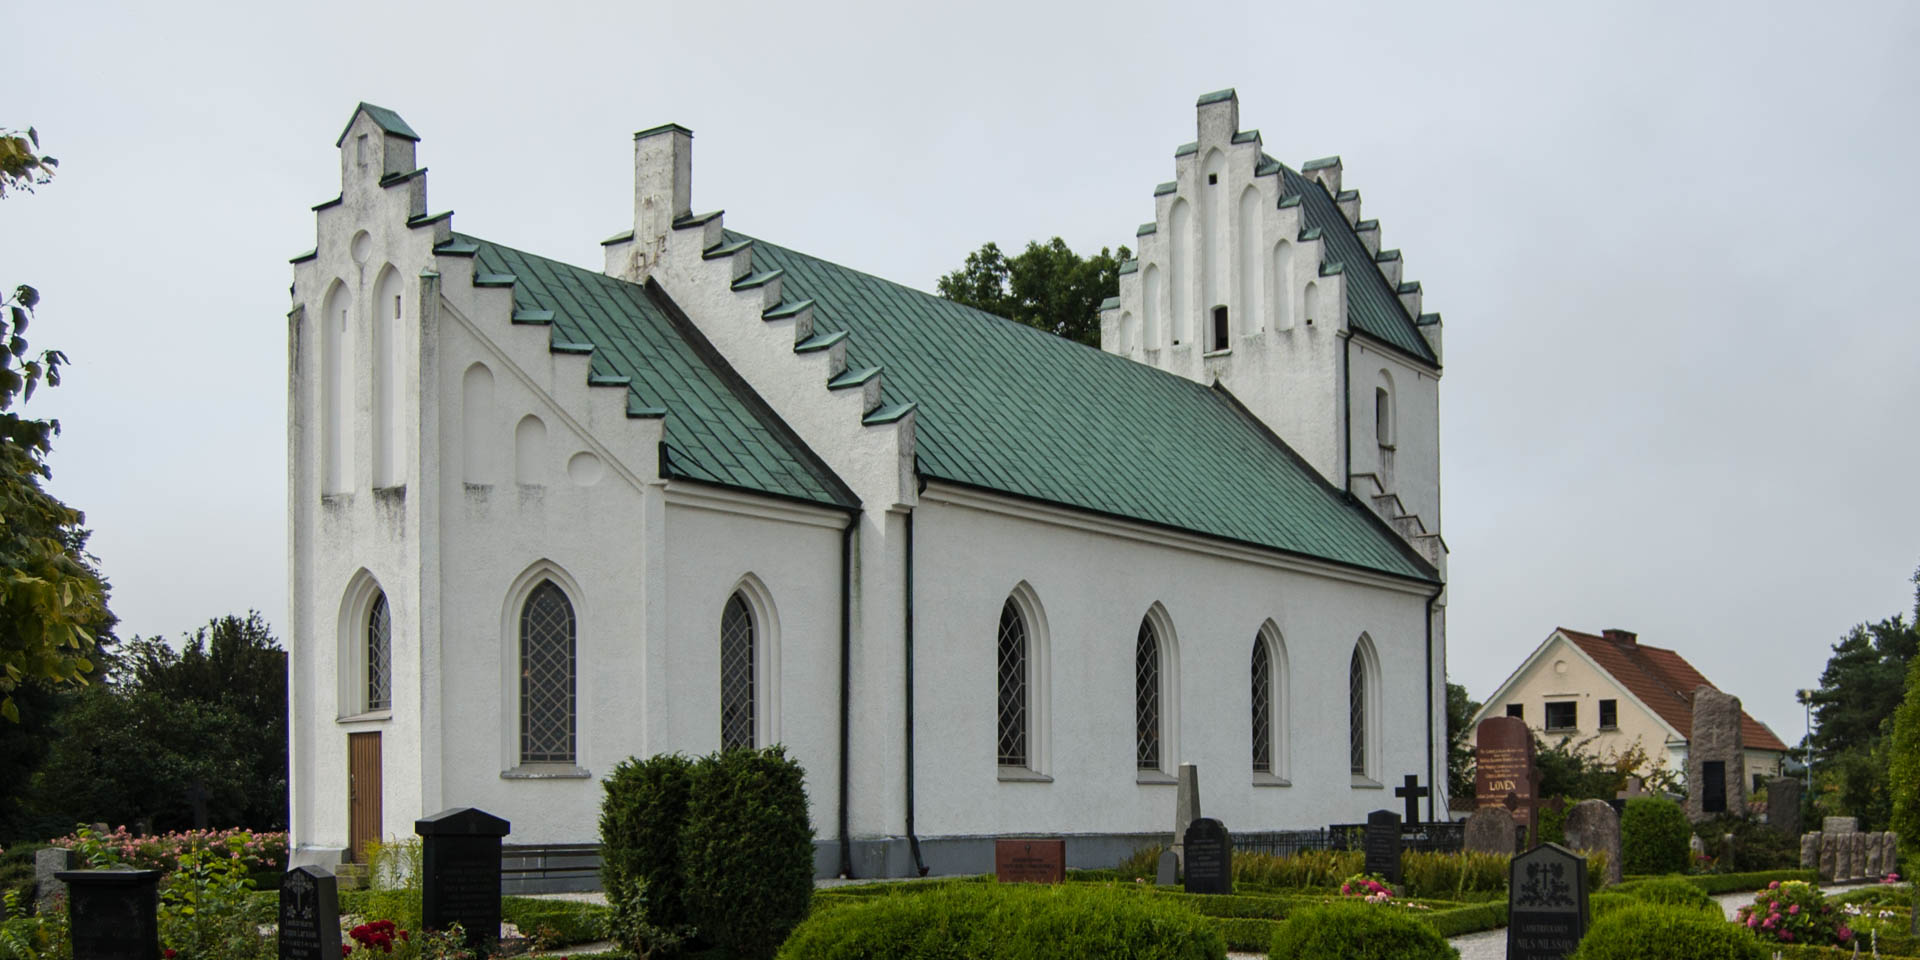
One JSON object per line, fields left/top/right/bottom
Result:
{"left": 1507, "top": 843, "right": 1589, "bottom": 960}
{"left": 994, "top": 838, "right": 1065, "bottom": 884}
{"left": 58, "top": 868, "right": 163, "bottom": 960}
{"left": 278, "top": 864, "right": 342, "bottom": 960}
{"left": 1396, "top": 774, "right": 1430, "bottom": 825}
{"left": 1181, "top": 818, "right": 1232, "bottom": 895}
{"left": 1365, "top": 809, "right": 1403, "bottom": 885}
{"left": 416, "top": 807, "right": 511, "bottom": 947}
{"left": 1476, "top": 716, "right": 1539, "bottom": 842}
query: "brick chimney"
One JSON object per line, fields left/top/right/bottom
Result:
{"left": 1603, "top": 629, "right": 1638, "bottom": 646}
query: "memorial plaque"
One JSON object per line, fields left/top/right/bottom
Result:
{"left": 416, "top": 807, "right": 511, "bottom": 946}
{"left": 1700, "top": 761, "right": 1726, "bottom": 814}
{"left": 58, "top": 869, "right": 163, "bottom": 960}
{"left": 1476, "top": 717, "right": 1538, "bottom": 838}
{"left": 1181, "top": 818, "right": 1232, "bottom": 895}
{"left": 278, "top": 865, "right": 341, "bottom": 960}
{"left": 1364, "top": 809, "right": 1402, "bottom": 885}
{"left": 1507, "top": 843, "right": 1588, "bottom": 960}
{"left": 994, "top": 838, "right": 1065, "bottom": 884}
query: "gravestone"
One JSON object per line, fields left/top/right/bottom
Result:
{"left": 416, "top": 807, "right": 511, "bottom": 946}
{"left": 1824, "top": 816, "right": 1857, "bottom": 834}
{"left": 1476, "top": 717, "right": 1538, "bottom": 841}
{"left": 1173, "top": 762, "right": 1201, "bottom": 869}
{"left": 1365, "top": 809, "right": 1403, "bottom": 884}
{"left": 1465, "top": 807, "right": 1519, "bottom": 856}
{"left": 1819, "top": 831, "right": 1838, "bottom": 881}
{"left": 1181, "top": 818, "right": 1232, "bottom": 895}
{"left": 1865, "top": 833, "right": 1884, "bottom": 879}
{"left": 1506, "top": 843, "right": 1589, "bottom": 960}
{"left": 278, "top": 864, "right": 342, "bottom": 960}
{"left": 1767, "top": 777, "right": 1803, "bottom": 836}
{"left": 994, "top": 838, "right": 1065, "bottom": 884}
{"left": 1852, "top": 831, "right": 1869, "bottom": 880}
{"left": 33, "top": 847, "right": 73, "bottom": 911}
{"left": 1155, "top": 848, "right": 1178, "bottom": 886}
{"left": 1396, "top": 774, "right": 1431, "bottom": 824}
{"left": 1799, "top": 832, "right": 1820, "bottom": 870}
{"left": 1562, "top": 799, "right": 1621, "bottom": 886}
{"left": 58, "top": 868, "right": 162, "bottom": 960}
{"left": 1683, "top": 687, "right": 1745, "bottom": 822}
{"left": 1833, "top": 831, "right": 1855, "bottom": 881}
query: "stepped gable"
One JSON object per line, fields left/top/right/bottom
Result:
{"left": 1561, "top": 628, "right": 1789, "bottom": 751}
{"left": 458, "top": 233, "right": 856, "bottom": 510}
{"left": 736, "top": 232, "right": 1437, "bottom": 583}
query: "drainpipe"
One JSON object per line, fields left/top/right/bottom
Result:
{"left": 1425, "top": 589, "right": 1439, "bottom": 822}
{"left": 904, "top": 510, "right": 927, "bottom": 875}
{"left": 837, "top": 511, "right": 858, "bottom": 879}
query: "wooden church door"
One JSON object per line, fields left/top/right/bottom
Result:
{"left": 348, "top": 732, "right": 383, "bottom": 862}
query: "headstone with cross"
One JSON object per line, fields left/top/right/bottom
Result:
{"left": 1395, "top": 774, "right": 1430, "bottom": 825}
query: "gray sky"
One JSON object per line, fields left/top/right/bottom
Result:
{"left": 6, "top": 1, "right": 1917, "bottom": 748}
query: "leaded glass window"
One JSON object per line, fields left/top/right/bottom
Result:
{"left": 1251, "top": 637, "right": 1272, "bottom": 774}
{"left": 720, "top": 593, "right": 756, "bottom": 750}
{"left": 1348, "top": 646, "right": 1366, "bottom": 775}
{"left": 520, "top": 580, "right": 576, "bottom": 764}
{"left": 996, "top": 600, "right": 1028, "bottom": 767}
{"left": 367, "top": 592, "right": 391, "bottom": 711}
{"left": 1136, "top": 617, "right": 1161, "bottom": 770}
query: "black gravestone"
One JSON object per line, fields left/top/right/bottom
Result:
{"left": 278, "top": 864, "right": 342, "bottom": 960}
{"left": 58, "top": 869, "right": 163, "bottom": 960}
{"left": 1507, "top": 843, "right": 1589, "bottom": 960}
{"left": 1364, "top": 809, "right": 1402, "bottom": 884}
{"left": 1181, "top": 818, "right": 1233, "bottom": 895}
{"left": 416, "top": 807, "right": 511, "bottom": 947}
{"left": 1701, "top": 760, "right": 1726, "bottom": 814}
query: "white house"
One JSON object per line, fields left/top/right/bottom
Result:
{"left": 286, "top": 90, "right": 1450, "bottom": 882}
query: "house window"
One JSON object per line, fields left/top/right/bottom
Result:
{"left": 720, "top": 592, "right": 756, "bottom": 750}
{"left": 1599, "top": 699, "right": 1618, "bottom": 729}
{"left": 1545, "top": 701, "right": 1576, "bottom": 732}
{"left": 1506, "top": 704, "right": 1524, "bottom": 720}
{"left": 996, "top": 599, "right": 1029, "bottom": 768}
{"left": 1251, "top": 636, "right": 1273, "bottom": 773}
{"left": 1348, "top": 647, "right": 1367, "bottom": 775}
{"left": 1211, "top": 306, "right": 1230, "bottom": 351}
{"left": 366, "top": 592, "right": 391, "bottom": 712}
{"left": 1136, "top": 617, "right": 1161, "bottom": 771}
{"left": 519, "top": 580, "right": 576, "bottom": 764}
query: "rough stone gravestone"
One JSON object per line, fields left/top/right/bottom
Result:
{"left": 1464, "top": 807, "right": 1518, "bottom": 856}
{"left": 1767, "top": 777, "right": 1803, "bottom": 836}
{"left": 1173, "top": 762, "right": 1201, "bottom": 869}
{"left": 1476, "top": 717, "right": 1538, "bottom": 841}
{"left": 278, "top": 864, "right": 342, "bottom": 960}
{"left": 1799, "top": 832, "right": 1820, "bottom": 870}
{"left": 1365, "top": 809, "right": 1403, "bottom": 885}
{"left": 1684, "top": 687, "right": 1745, "bottom": 822}
{"left": 58, "top": 868, "right": 162, "bottom": 960}
{"left": 33, "top": 847, "right": 73, "bottom": 912}
{"left": 1834, "top": 831, "right": 1855, "bottom": 881}
{"left": 994, "top": 838, "right": 1065, "bottom": 884}
{"left": 416, "top": 807, "right": 511, "bottom": 946}
{"left": 1181, "top": 818, "right": 1232, "bottom": 895}
{"left": 1865, "top": 833, "right": 1884, "bottom": 879}
{"left": 1562, "top": 799, "right": 1621, "bottom": 887}
{"left": 1396, "top": 774, "right": 1431, "bottom": 825}
{"left": 1155, "top": 848, "right": 1178, "bottom": 886}
{"left": 1819, "top": 831, "right": 1838, "bottom": 881}
{"left": 1507, "top": 843, "right": 1589, "bottom": 960}
{"left": 1852, "top": 831, "right": 1869, "bottom": 880}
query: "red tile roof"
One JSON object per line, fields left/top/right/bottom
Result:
{"left": 1559, "top": 628, "right": 1790, "bottom": 752}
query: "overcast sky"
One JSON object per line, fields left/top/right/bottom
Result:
{"left": 6, "top": 1, "right": 1917, "bottom": 747}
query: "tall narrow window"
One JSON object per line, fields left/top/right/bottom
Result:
{"left": 996, "top": 599, "right": 1029, "bottom": 768}
{"left": 720, "top": 592, "right": 756, "bottom": 750}
{"left": 1211, "top": 306, "right": 1230, "bottom": 351}
{"left": 1136, "top": 618, "right": 1161, "bottom": 770}
{"left": 520, "top": 580, "right": 576, "bottom": 764}
{"left": 1348, "top": 646, "right": 1367, "bottom": 775}
{"left": 1375, "top": 387, "right": 1392, "bottom": 447}
{"left": 367, "top": 592, "right": 391, "bottom": 711}
{"left": 1250, "top": 636, "right": 1273, "bottom": 773}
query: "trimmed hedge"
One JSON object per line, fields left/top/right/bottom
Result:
{"left": 1266, "top": 900, "right": 1457, "bottom": 960}
{"left": 1623, "top": 876, "right": 1717, "bottom": 913}
{"left": 501, "top": 896, "right": 611, "bottom": 944}
{"left": 1570, "top": 903, "right": 1765, "bottom": 960}
{"left": 1615, "top": 868, "right": 1817, "bottom": 896}
{"left": 1620, "top": 796, "right": 1691, "bottom": 875}
{"left": 600, "top": 751, "right": 695, "bottom": 955}
{"left": 777, "top": 881, "right": 1227, "bottom": 959}
{"left": 680, "top": 746, "right": 815, "bottom": 960}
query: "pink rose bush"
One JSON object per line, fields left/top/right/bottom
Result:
{"left": 1735, "top": 880, "right": 1849, "bottom": 947}
{"left": 51, "top": 824, "right": 288, "bottom": 873}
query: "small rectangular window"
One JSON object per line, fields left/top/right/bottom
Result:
{"left": 1545, "top": 701, "right": 1576, "bottom": 731}
{"left": 1599, "top": 699, "right": 1618, "bottom": 729}
{"left": 1505, "top": 703, "right": 1524, "bottom": 720}
{"left": 1211, "top": 306, "right": 1229, "bottom": 351}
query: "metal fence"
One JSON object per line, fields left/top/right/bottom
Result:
{"left": 1231, "top": 828, "right": 1337, "bottom": 857}
{"left": 1234, "top": 822, "right": 1465, "bottom": 857}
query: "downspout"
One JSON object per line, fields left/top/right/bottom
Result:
{"left": 1425, "top": 589, "right": 1439, "bottom": 822}
{"left": 903, "top": 509, "right": 927, "bottom": 875}
{"left": 1342, "top": 337, "right": 1352, "bottom": 486}
{"left": 836, "top": 511, "right": 858, "bottom": 879}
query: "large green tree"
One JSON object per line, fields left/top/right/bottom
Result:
{"left": 1445, "top": 680, "right": 1479, "bottom": 802}
{"left": 1804, "top": 565, "right": 1920, "bottom": 828}
{"left": 1880, "top": 570, "right": 1920, "bottom": 858}
{"left": 936, "top": 238, "right": 1130, "bottom": 347}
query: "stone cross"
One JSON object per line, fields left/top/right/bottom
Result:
{"left": 1395, "top": 774, "right": 1430, "bottom": 825}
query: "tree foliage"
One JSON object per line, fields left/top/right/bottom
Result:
{"left": 1804, "top": 565, "right": 1920, "bottom": 828}
{"left": 1885, "top": 569, "right": 1920, "bottom": 860}
{"left": 1445, "top": 680, "right": 1479, "bottom": 801}
{"left": 935, "top": 238, "right": 1130, "bottom": 347}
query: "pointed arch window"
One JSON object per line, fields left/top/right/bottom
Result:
{"left": 519, "top": 580, "right": 576, "bottom": 764}
{"left": 720, "top": 592, "right": 756, "bottom": 750}
{"left": 1136, "top": 618, "right": 1162, "bottom": 771}
{"left": 996, "top": 599, "right": 1029, "bottom": 767}
{"left": 367, "top": 592, "right": 391, "bottom": 712}
{"left": 1348, "top": 645, "right": 1368, "bottom": 776}
{"left": 1251, "top": 636, "right": 1272, "bottom": 773}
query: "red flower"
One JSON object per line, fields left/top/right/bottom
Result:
{"left": 164, "top": 951, "right": 177, "bottom": 959}
{"left": 341, "top": 948, "right": 352, "bottom": 958}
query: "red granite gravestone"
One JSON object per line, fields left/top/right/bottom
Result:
{"left": 1476, "top": 716, "right": 1538, "bottom": 842}
{"left": 994, "top": 838, "right": 1065, "bottom": 883}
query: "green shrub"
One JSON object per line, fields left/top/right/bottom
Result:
{"left": 1400, "top": 849, "right": 1509, "bottom": 900}
{"left": 1690, "top": 814, "right": 1801, "bottom": 872}
{"left": 501, "top": 896, "right": 612, "bottom": 945}
{"left": 1620, "top": 796, "right": 1690, "bottom": 875}
{"left": 1267, "top": 900, "right": 1457, "bottom": 960}
{"left": 1625, "top": 876, "right": 1715, "bottom": 913}
{"left": 1571, "top": 902, "right": 1765, "bottom": 960}
{"left": 1616, "top": 868, "right": 1816, "bottom": 896}
{"left": 1419, "top": 902, "right": 1507, "bottom": 938}
{"left": 1117, "top": 843, "right": 1167, "bottom": 883}
{"left": 340, "top": 886, "right": 424, "bottom": 933}
{"left": 600, "top": 752, "right": 695, "bottom": 956}
{"left": 1231, "top": 850, "right": 1363, "bottom": 889}
{"left": 680, "top": 746, "right": 815, "bottom": 960}
{"left": 778, "top": 881, "right": 1226, "bottom": 959}
{"left": 1733, "top": 879, "right": 1850, "bottom": 948}
{"left": 1589, "top": 892, "right": 1636, "bottom": 919}
{"left": 1539, "top": 797, "right": 1570, "bottom": 846}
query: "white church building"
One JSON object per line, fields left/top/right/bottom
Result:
{"left": 286, "top": 90, "right": 1450, "bottom": 880}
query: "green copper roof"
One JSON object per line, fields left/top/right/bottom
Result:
{"left": 460, "top": 235, "right": 856, "bottom": 510}
{"left": 733, "top": 232, "right": 1435, "bottom": 581}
